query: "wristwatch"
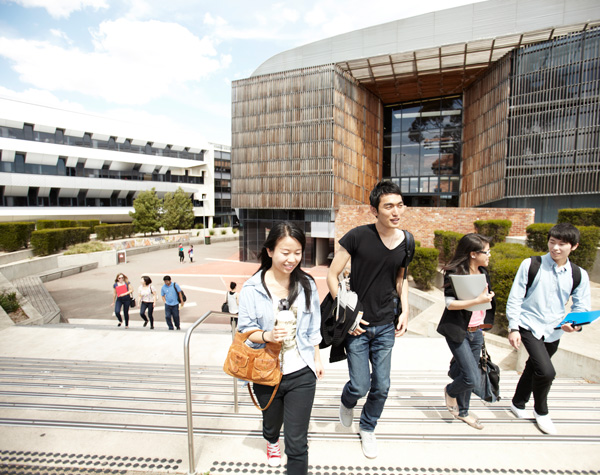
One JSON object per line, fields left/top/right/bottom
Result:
{"left": 509, "top": 329, "right": 520, "bottom": 333}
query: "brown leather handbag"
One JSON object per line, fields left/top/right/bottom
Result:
{"left": 223, "top": 329, "right": 282, "bottom": 411}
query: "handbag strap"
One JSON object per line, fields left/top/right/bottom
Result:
{"left": 248, "top": 381, "right": 280, "bottom": 411}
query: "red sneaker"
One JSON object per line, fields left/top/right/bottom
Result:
{"left": 267, "top": 441, "right": 281, "bottom": 467}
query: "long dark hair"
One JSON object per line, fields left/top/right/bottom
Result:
{"left": 444, "top": 233, "right": 491, "bottom": 276}
{"left": 257, "top": 221, "right": 313, "bottom": 309}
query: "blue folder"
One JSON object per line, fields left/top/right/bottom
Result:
{"left": 554, "top": 310, "right": 600, "bottom": 329}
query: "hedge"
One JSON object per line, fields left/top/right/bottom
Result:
{"left": 527, "top": 223, "right": 599, "bottom": 271}
{"left": 410, "top": 247, "right": 440, "bottom": 290}
{"left": 558, "top": 208, "right": 600, "bottom": 227}
{"left": 0, "top": 222, "right": 35, "bottom": 251}
{"left": 36, "top": 219, "right": 100, "bottom": 233}
{"left": 474, "top": 219, "right": 512, "bottom": 246}
{"left": 31, "top": 227, "right": 90, "bottom": 256}
{"left": 434, "top": 230, "right": 464, "bottom": 264}
{"left": 95, "top": 223, "right": 135, "bottom": 241}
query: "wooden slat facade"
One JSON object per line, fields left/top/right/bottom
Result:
{"left": 231, "top": 65, "right": 381, "bottom": 211}
{"left": 460, "top": 55, "right": 511, "bottom": 207}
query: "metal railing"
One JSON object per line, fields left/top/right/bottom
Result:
{"left": 183, "top": 311, "right": 239, "bottom": 475}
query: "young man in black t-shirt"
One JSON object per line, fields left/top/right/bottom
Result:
{"left": 327, "top": 180, "right": 411, "bottom": 459}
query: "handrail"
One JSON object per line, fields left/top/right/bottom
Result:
{"left": 183, "top": 311, "right": 212, "bottom": 475}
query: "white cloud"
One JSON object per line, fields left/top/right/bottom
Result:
{"left": 49, "top": 29, "right": 72, "bottom": 44}
{"left": 0, "top": 86, "right": 86, "bottom": 112}
{"left": 204, "top": 12, "right": 227, "bottom": 27}
{"left": 10, "top": 0, "right": 109, "bottom": 19}
{"left": 0, "top": 19, "right": 231, "bottom": 105}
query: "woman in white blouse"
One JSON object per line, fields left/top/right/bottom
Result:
{"left": 138, "top": 275, "right": 157, "bottom": 329}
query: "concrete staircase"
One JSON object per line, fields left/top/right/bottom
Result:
{"left": 1, "top": 339, "right": 600, "bottom": 475}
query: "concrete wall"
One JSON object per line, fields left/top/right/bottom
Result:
{"left": 335, "top": 205, "right": 535, "bottom": 248}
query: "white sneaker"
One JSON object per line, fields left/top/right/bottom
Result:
{"left": 339, "top": 402, "right": 353, "bottom": 427}
{"left": 266, "top": 441, "right": 281, "bottom": 467}
{"left": 359, "top": 429, "right": 378, "bottom": 459}
{"left": 534, "top": 411, "right": 557, "bottom": 435}
{"left": 510, "top": 403, "right": 532, "bottom": 419}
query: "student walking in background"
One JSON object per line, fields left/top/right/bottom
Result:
{"left": 161, "top": 275, "right": 184, "bottom": 330}
{"left": 437, "top": 233, "right": 496, "bottom": 430}
{"left": 138, "top": 276, "right": 157, "bottom": 329}
{"left": 178, "top": 244, "right": 185, "bottom": 263}
{"left": 188, "top": 245, "right": 194, "bottom": 263}
{"left": 238, "top": 222, "right": 323, "bottom": 474}
{"left": 227, "top": 281, "right": 239, "bottom": 325}
{"left": 112, "top": 273, "right": 133, "bottom": 328}
{"left": 506, "top": 223, "right": 591, "bottom": 435}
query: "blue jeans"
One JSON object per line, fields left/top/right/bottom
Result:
{"left": 114, "top": 296, "right": 130, "bottom": 326}
{"left": 446, "top": 329, "right": 483, "bottom": 417}
{"left": 341, "top": 322, "right": 395, "bottom": 432}
{"left": 164, "top": 304, "right": 180, "bottom": 330}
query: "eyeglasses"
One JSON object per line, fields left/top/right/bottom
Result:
{"left": 477, "top": 250, "right": 492, "bottom": 256}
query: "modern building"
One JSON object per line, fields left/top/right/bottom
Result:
{"left": 0, "top": 97, "right": 232, "bottom": 227}
{"left": 232, "top": 0, "right": 600, "bottom": 264}
{"left": 212, "top": 143, "right": 238, "bottom": 227}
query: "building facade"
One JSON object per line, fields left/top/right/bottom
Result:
{"left": 232, "top": 0, "right": 600, "bottom": 264}
{"left": 0, "top": 97, "right": 231, "bottom": 227}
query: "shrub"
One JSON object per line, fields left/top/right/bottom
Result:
{"left": 209, "top": 229, "right": 215, "bottom": 236}
{"left": 570, "top": 226, "right": 600, "bottom": 271}
{"left": 221, "top": 229, "right": 227, "bottom": 235}
{"left": 558, "top": 208, "right": 600, "bottom": 227}
{"left": 474, "top": 219, "right": 512, "bottom": 246}
{"left": 434, "top": 230, "right": 464, "bottom": 264}
{"left": 77, "top": 220, "right": 101, "bottom": 233}
{"left": 36, "top": 220, "right": 77, "bottom": 230}
{"left": 526, "top": 223, "right": 553, "bottom": 251}
{"left": 223, "top": 222, "right": 230, "bottom": 228}
{"left": 0, "top": 222, "right": 35, "bottom": 251}
{"left": 31, "top": 227, "right": 90, "bottom": 256}
{"left": 0, "top": 291, "right": 20, "bottom": 313}
{"left": 212, "top": 223, "right": 217, "bottom": 228}
{"left": 232, "top": 228, "right": 238, "bottom": 234}
{"left": 195, "top": 223, "right": 205, "bottom": 229}
{"left": 64, "top": 241, "right": 112, "bottom": 255}
{"left": 410, "top": 247, "right": 440, "bottom": 290}
{"left": 95, "top": 224, "right": 135, "bottom": 241}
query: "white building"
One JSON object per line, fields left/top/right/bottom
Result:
{"left": 0, "top": 96, "right": 218, "bottom": 226}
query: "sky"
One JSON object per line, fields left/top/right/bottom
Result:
{"left": 0, "top": 0, "right": 484, "bottom": 146}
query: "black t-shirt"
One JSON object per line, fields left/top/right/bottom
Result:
{"left": 338, "top": 224, "right": 408, "bottom": 326}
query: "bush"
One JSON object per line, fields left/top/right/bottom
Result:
{"left": 474, "top": 219, "right": 512, "bottom": 246}
{"left": 232, "top": 228, "right": 238, "bottom": 234}
{"left": 558, "top": 208, "right": 600, "bottom": 227}
{"left": 434, "top": 230, "right": 464, "bottom": 264}
{"left": 223, "top": 222, "right": 230, "bottom": 228}
{"left": 221, "top": 229, "right": 227, "bottom": 235}
{"left": 410, "top": 247, "right": 440, "bottom": 290}
{"left": 0, "top": 222, "right": 35, "bottom": 251}
{"left": 570, "top": 226, "right": 600, "bottom": 271}
{"left": 209, "top": 229, "right": 215, "bottom": 236}
{"left": 31, "top": 227, "right": 90, "bottom": 256}
{"left": 0, "top": 291, "right": 20, "bottom": 313}
{"left": 36, "top": 220, "right": 77, "bottom": 230}
{"left": 195, "top": 223, "right": 205, "bottom": 229}
{"left": 77, "top": 220, "right": 101, "bottom": 233}
{"left": 526, "top": 223, "right": 553, "bottom": 251}
{"left": 64, "top": 241, "right": 112, "bottom": 255}
{"left": 95, "top": 224, "right": 135, "bottom": 241}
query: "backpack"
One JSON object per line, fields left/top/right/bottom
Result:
{"left": 403, "top": 230, "right": 415, "bottom": 269}
{"left": 175, "top": 282, "right": 187, "bottom": 303}
{"left": 525, "top": 255, "right": 582, "bottom": 297}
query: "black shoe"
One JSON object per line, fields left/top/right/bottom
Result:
{"left": 150, "top": 326, "right": 154, "bottom": 329}
{"left": 176, "top": 327, "right": 181, "bottom": 330}
{"left": 143, "top": 321, "right": 148, "bottom": 327}
{"left": 117, "top": 323, "right": 121, "bottom": 327}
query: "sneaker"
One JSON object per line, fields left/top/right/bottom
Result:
{"left": 534, "top": 410, "right": 557, "bottom": 435}
{"left": 359, "top": 429, "right": 378, "bottom": 459}
{"left": 266, "top": 441, "right": 281, "bottom": 467}
{"left": 510, "top": 403, "right": 532, "bottom": 419}
{"left": 339, "top": 402, "right": 353, "bottom": 427}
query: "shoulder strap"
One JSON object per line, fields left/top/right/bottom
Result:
{"left": 403, "top": 230, "right": 415, "bottom": 268}
{"left": 525, "top": 256, "right": 542, "bottom": 297}
{"left": 571, "top": 263, "right": 582, "bottom": 295}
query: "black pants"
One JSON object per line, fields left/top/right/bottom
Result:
{"left": 254, "top": 366, "right": 316, "bottom": 475}
{"left": 114, "top": 296, "right": 130, "bottom": 326}
{"left": 140, "top": 302, "right": 154, "bottom": 327}
{"left": 512, "top": 327, "right": 560, "bottom": 416}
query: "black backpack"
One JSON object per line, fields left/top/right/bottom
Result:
{"left": 403, "top": 230, "right": 416, "bottom": 270}
{"left": 525, "top": 255, "right": 582, "bottom": 297}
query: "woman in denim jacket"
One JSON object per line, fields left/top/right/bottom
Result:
{"left": 238, "top": 222, "right": 323, "bottom": 475}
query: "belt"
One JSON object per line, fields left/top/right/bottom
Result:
{"left": 467, "top": 325, "right": 484, "bottom": 332}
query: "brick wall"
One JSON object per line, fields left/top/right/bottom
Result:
{"left": 335, "top": 206, "right": 535, "bottom": 248}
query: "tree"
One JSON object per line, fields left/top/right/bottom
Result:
{"left": 162, "top": 187, "right": 195, "bottom": 232}
{"left": 129, "top": 188, "right": 162, "bottom": 235}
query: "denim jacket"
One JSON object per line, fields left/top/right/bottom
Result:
{"left": 237, "top": 272, "right": 322, "bottom": 376}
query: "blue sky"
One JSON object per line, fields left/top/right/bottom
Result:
{"left": 0, "top": 0, "right": 483, "bottom": 145}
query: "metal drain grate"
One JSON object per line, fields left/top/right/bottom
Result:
{"left": 209, "top": 462, "right": 600, "bottom": 475}
{"left": 0, "top": 450, "right": 181, "bottom": 473}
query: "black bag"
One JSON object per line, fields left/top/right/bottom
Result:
{"left": 175, "top": 283, "right": 187, "bottom": 303}
{"left": 221, "top": 302, "right": 229, "bottom": 313}
{"left": 475, "top": 340, "right": 500, "bottom": 403}
{"left": 129, "top": 296, "right": 136, "bottom": 308}
{"left": 448, "top": 338, "right": 500, "bottom": 403}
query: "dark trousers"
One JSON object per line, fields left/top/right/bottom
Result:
{"left": 114, "top": 296, "right": 130, "bottom": 326}
{"left": 140, "top": 301, "right": 154, "bottom": 326}
{"left": 254, "top": 366, "right": 316, "bottom": 475}
{"left": 164, "top": 304, "right": 180, "bottom": 330}
{"left": 512, "top": 327, "right": 560, "bottom": 416}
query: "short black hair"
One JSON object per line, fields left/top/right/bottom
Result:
{"left": 163, "top": 275, "right": 171, "bottom": 282}
{"left": 369, "top": 180, "right": 403, "bottom": 210}
{"left": 548, "top": 223, "right": 580, "bottom": 246}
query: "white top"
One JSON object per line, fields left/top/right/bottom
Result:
{"left": 138, "top": 285, "right": 156, "bottom": 303}
{"left": 227, "top": 291, "right": 239, "bottom": 314}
